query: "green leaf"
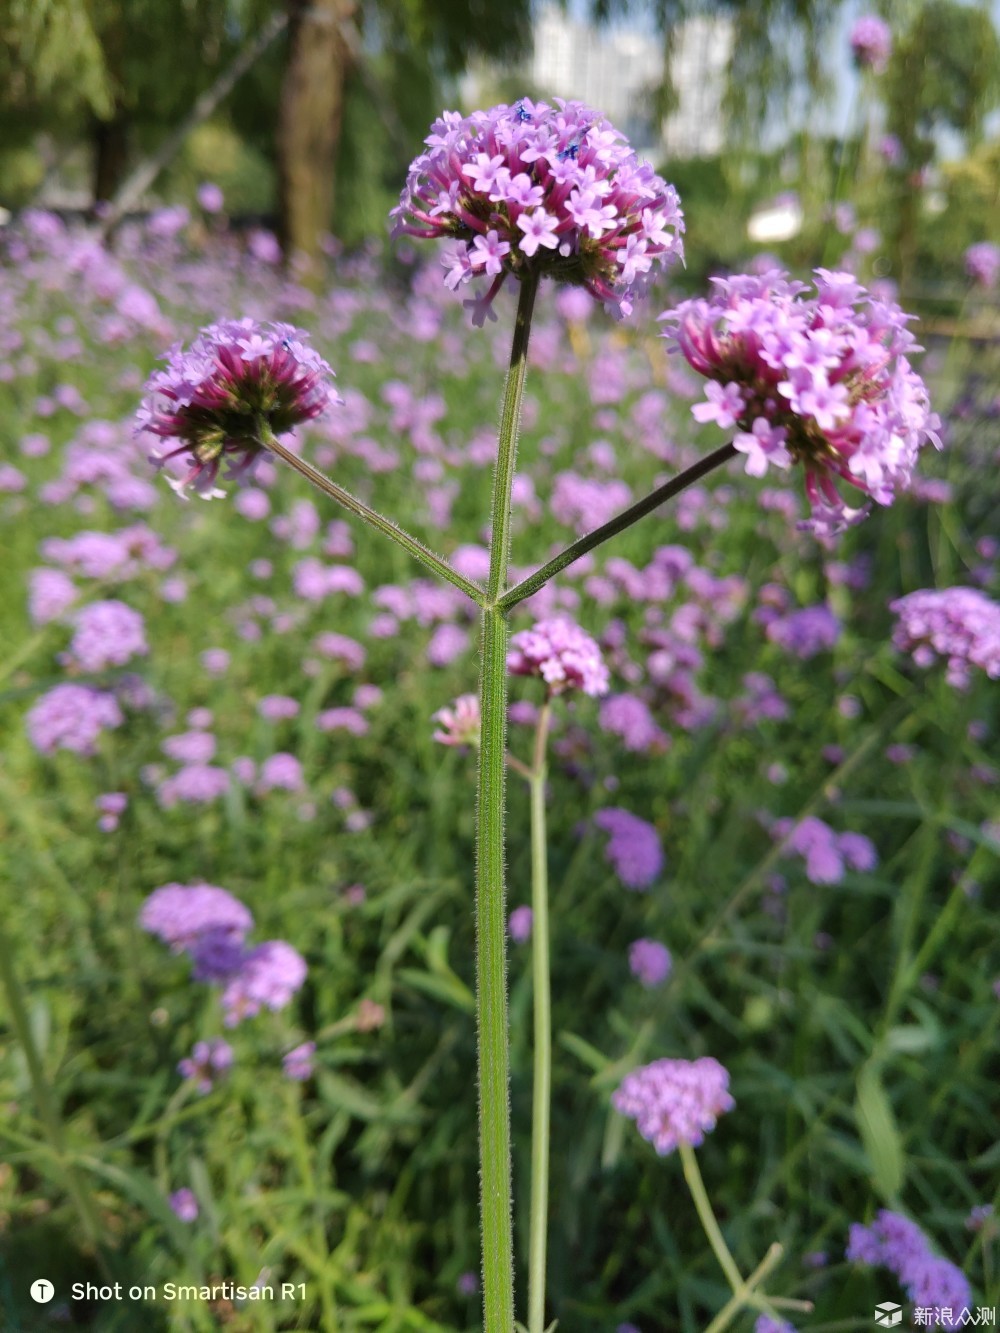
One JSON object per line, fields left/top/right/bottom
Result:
{"left": 855, "top": 1064, "right": 905, "bottom": 1201}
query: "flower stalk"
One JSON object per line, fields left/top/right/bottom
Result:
{"left": 477, "top": 270, "right": 539, "bottom": 1330}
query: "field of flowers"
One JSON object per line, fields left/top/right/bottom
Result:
{"left": 0, "top": 184, "right": 998, "bottom": 1333}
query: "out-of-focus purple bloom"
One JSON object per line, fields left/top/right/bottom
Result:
{"left": 879, "top": 134, "right": 904, "bottom": 166}
{"left": 594, "top": 808, "right": 664, "bottom": 889}
{"left": 178, "top": 1038, "right": 234, "bottom": 1094}
{"left": 433, "top": 694, "right": 481, "bottom": 748}
{"left": 850, "top": 15, "right": 892, "bottom": 72}
{"left": 221, "top": 941, "right": 308, "bottom": 1025}
{"left": 965, "top": 242, "right": 1000, "bottom": 289}
{"left": 137, "top": 319, "right": 341, "bottom": 499}
{"left": 26, "top": 683, "right": 123, "bottom": 755}
{"left": 509, "top": 618, "right": 610, "bottom": 697}
{"left": 200, "top": 648, "right": 230, "bottom": 676}
{"left": 773, "top": 816, "right": 878, "bottom": 885}
{"left": 156, "top": 764, "right": 231, "bottom": 808}
{"left": 661, "top": 269, "right": 940, "bottom": 536}
{"left": 257, "top": 753, "right": 305, "bottom": 793}
{"left": 140, "top": 882, "right": 253, "bottom": 956}
{"left": 162, "top": 731, "right": 217, "bottom": 764}
{"left": 628, "top": 939, "right": 672, "bottom": 988}
{"left": 169, "top": 1188, "right": 199, "bottom": 1222}
{"left": 891, "top": 587, "right": 1000, "bottom": 689}
{"left": 457, "top": 1272, "right": 480, "bottom": 1296}
{"left": 196, "top": 182, "right": 224, "bottom": 214}
{"left": 64, "top": 599, "right": 148, "bottom": 672}
{"left": 613, "top": 1056, "right": 734, "bottom": 1155}
{"left": 847, "top": 1210, "right": 971, "bottom": 1329}
{"left": 426, "top": 622, "right": 471, "bottom": 667}
{"left": 392, "top": 98, "right": 684, "bottom": 324}
{"left": 317, "top": 707, "right": 369, "bottom": 736}
{"left": 755, "top": 1318, "right": 797, "bottom": 1333}
{"left": 312, "top": 632, "right": 366, "bottom": 670}
{"left": 766, "top": 604, "right": 840, "bottom": 659}
{"left": 283, "top": 1041, "right": 316, "bottom": 1081}
{"left": 258, "top": 694, "right": 300, "bottom": 721}
{"left": 95, "top": 791, "right": 128, "bottom": 832}
{"left": 599, "top": 694, "right": 668, "bottom": 752}
{"left": 508, "top": 905, "right": 533, "bottom": 942}
{"left": 28, "top": 568, "right": 77, "bottom": 625}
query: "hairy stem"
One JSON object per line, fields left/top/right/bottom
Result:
{"left": 498, "top": 442, "right": 737, "bottom": 612}
{"left": 527, "top": 700, "right": 553, "bottom": 1333}
{"left": 257, "top": 423, "right": 485, "bottom": 605}
{"left": 477, "top": 271, "right": 539, "bottom": 1332}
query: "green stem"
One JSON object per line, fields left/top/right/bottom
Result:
{"left": 256, "top": 423, "right": 485, "bottom": 606}
{"left": 498, "top": 443, "right": 737, "bottom": 612}
{"left": 702, "top": 1243, "right": 785, "bottom": 1333}
{"left": 527, "top": 700, "right": 553, "bottom": 1333}
{"left": 0, "top": 934, "right": 108, "bottom": 1266}
{"left": 679, "top": 1142, "right": 744, "bottom": 1296}
{"left": 477, "top": 270, "right": 539, "bottom": 1332}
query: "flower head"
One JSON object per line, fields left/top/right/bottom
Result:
{"left": 220, "top": 940, "right": 308, "bottom": 1026}
{"left": 283, "top": 1041, "right": 316, "bottom": 1081}
{"left": 169, "top": 1188, "right": 199, "bottom": 1222}
{"left": 850, "top": 15, "right": 892, "bottom": 72}
{"left": 508, "top": 617, "right": 610, "bottom": 697}
{"left": 26, "top": 683, "right": 123, "bottom": 755}
{"left": 891, "top": 587, "right": 1000, "bottom": 689}
{"left": 965, "top": 242, "right": 1000, "bottom": 290}
{"left": 594, "top": 808, "right": 664, "bottom": 889}
{"left": 139, "top": 882, "right": 253, "bottom": 959}
{"left": 847, "top": 1210, "right": 971, "bottom": 1329}
{"left": 432, "top": 693, "right": 482, "bottom": 747}
{"left": 613, "top": 1056, "right": 735, "bottom": 1155}
{"left": 392, "top": 99, "right": 684, "bottom": 324}
{"left": 628, "top": 939, "right": 672, "bottom": 988}
{"left": 661, "top": 268, "right": 940, "bottom": 536}
{"left": 178, "top": 1038, "right": 234, "bottom": 1094}
{"left": 137, "top": 319, "right": 340, "bottom": 499}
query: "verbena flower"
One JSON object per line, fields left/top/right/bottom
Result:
{"left": 66, "top": 599, "right": 148, "bottom": 672}
{"left": 392, "top": 98, "right": 684, "bottom": 325}
{"left": 432, "top": 694, "right": 482, "bottom": 747}
{"left": 850, "top": 15, "right": 892, "bottom": 72}
{"left": 26, "top": 682, "right": 123, "bottom": 755}
{"left": 508, "top": 905, "right": 534, "bottom": 942}
{"left": 965, "top": 242, "right": 1000, "bottom": 290}
{"left": 628, "top": 939, "right": 672, "bottom": 988}
{"left": 220, "top": 941, "right": 308, "bottom": 1026}
{"left": 660, "top": 269, "right": 940, "bottom": 536}
{"left": 594, "top": 808, "right": 664, "bottom": 889}
{"left": 169, "top": 1188, "right": 199, "bottom": 1222}
{"left": 283, "top": 1041, "right": 316, "bottom": 1081}
{"left": 137, "top": 319, "right": 341, "bottom": 499}
{"left": 755, "top": 1318, "right": 797, "bottom": 1333}
{"left": 178, "top": 1039, "right": 234, "bottom": 1095}
{"left": 508, "top": 617, "right": 610, "bottom": 697}
{"left": 847, "top": 1210, "right": 971, "bottom": 1330}
{"left": 613, "top": 1056, "right": 735, "bottom": 1155}
{"left": 891, "top": 587, "right": 1000, "bottom": 688}
{"left": 140, "top": 882, "right": 253, "bottom": 957}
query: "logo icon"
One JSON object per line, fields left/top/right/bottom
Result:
{"left": 30, "top": 1280, "right": 55, "bottom": 1304}
{"left": 874, "top": 1303, "right": 902, "bottom": 1327}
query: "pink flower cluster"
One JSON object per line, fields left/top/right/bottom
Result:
{"left": 772, "top": 815, "right": 878, "bottom": 885}
{"left": 508, "top": 617, "right": 610, "bottom": 697}
{"left": 392, "top": 98, "right": 684, "bottom": 324}
{"left": 661, "top": 269, "right": 940, "bottom": 536}
{"left": 891, "top": 587, "right": 1000, "bottom": 688}
{"left": 137, "top": 319, "right": 340, "bottom": 498}
{"left": 849, "top": 15, "right": 892, "bottom": 73}
{"left": 613, "top": 1056, "right": 735, "bottom": 1155}
{"left": 965, "top": 242, "right": 1000, "bottom": 290}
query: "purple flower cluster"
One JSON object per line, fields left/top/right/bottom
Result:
{"left": 137, "top": 319, "right": 340, "bottom": 498}
{"left": 850, "top": 15, "right": 893, "bottom": 72}
{"left": 612, "top": 1056, "right": 735, "bottom": 1155}
{"left": 392, "top": 98, "right": 684, "bottom": 324}
{"left": 66, "top": 599, "right": 148, "bottom": 672}
{"left": 765, "top": 604, "right": 841, "bottom": 659}
{"left": 965, "top": 242, "right": 1000, "bottom": 290}
{"left": 140, "top": 882, "right": 306, "bottom": 1026}
{"left": 661, "top": 269, "right": 940, "bottom": 535}
{"left": 628, "top": 939, "right": 672, "bottom": 988}
{"left": 432, "top": 693, "right": 481, "bottom": 747}
{"left": 26, "top": 682, "right": 123, "bottom": 755}
{"left": 891, "top": 587, "right": 1000, "bottom": 689}
{"left": 594, "top": 808, "right": 664, "bottom": 889}
{"left": 847, "top": 1210, "right": 971, "bottom": 1329}
{"left": 755, "top": 1318, "right": 797, "bottom": 1333}
{"left": 772, "top": 816, "right": 878, "bottom": 885}
{"left": 508, "top": 617, "right": 610, "bottom": 697}
{"left": 178, "top": 1038, "right": 234, "bottom": 1095}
